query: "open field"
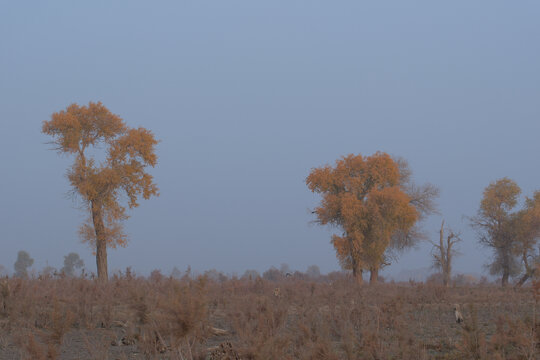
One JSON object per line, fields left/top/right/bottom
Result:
{"left": 0, "top": 273, "right": 538, "bottom": 359}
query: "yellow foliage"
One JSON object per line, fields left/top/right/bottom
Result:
{"left": 479, "top": 177, "right": 521, "bottom": 223}
{"left": 307, "top": 152, "right": 418, "bottom": 275}
{"left": 43, "top": 102, "right": 159, "bottom": 254}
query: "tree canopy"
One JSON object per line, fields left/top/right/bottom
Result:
{"left": 61, "top": 252, "right": 85, "bottom": 277}
{"left": 306, "top": 152, "right": 433, "bottom": 284}
{"left": 14, "top": 251, "right": 34, "bottom": 278}
{"left": 471, "top": 178, "right": 540, "bottom": 286}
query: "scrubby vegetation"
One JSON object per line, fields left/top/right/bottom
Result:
{"left": 0, "top": 271, "right": 537, "bottom": 359}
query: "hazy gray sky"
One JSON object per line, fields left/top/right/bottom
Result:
{"left": 1, "top": 1, "right": 539, "bottom": 279}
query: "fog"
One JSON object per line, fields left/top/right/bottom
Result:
{"left": 1, "top": 1, "right": 539, "bottom": 280}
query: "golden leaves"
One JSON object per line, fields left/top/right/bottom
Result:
{"left": 479, "top": 178, "right": 521, "bottom": 221}
{"left": 79, "top": 212, "right": 128, "bottom": 250}
{"left": 43, "top": 102, "right": 158, "bottom": 250}
{"left": 43, "top": 101, "right": 125, "bottom": 154}
{"left": 473, "top": 178, "right": 539, "bottom": 285}
{"left": 307, "top": 153, "right": 418, "bottom": 271}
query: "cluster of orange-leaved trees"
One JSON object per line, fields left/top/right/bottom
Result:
{"left": 43, "top": 102, "right": 539, "bottom": 286}
{"left": 307, "top": 154, "right": 540, "bottom": 287}
{"left": 470, "top": 178, "right": 540, "bottom": 287}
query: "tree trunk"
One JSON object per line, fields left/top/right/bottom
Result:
{"left": 514, "top": 273, "right": 530, "bottom": 288}
{"left": 501, "top": 270, "right": 509, "bottom": 287}
{"left": 369, "top": 267, "right": 379, "bottom": 284}
{"left": 514, "top": 267, "right": 536, "bottom": 288}
{"left": 443, "top": 270, "right": 450, "bottom": 287}
{"left": 91, "top": 201, "right": 108, "bottom": 282}
{"left": 352, "top": 265, "right": 364, "bottom": 285}
{"left": 440, "top": 221, "right": 449, "bottom": 287}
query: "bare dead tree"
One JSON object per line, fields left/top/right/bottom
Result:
{"left": 430, "top": 220, "right": 461, "bottom": 287}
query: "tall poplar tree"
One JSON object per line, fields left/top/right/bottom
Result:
{"left": 43, "top": 102, "right": 158, "bottom": 282}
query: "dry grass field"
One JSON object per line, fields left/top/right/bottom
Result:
{"left": 0, "top": 272, "right": 538, "bottom": 359}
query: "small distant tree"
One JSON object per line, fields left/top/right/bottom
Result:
{"left": 241, "top": 269, "right": 260, "bottom": 280}
{"left": 262, "top": 267, "right": 282, "bottom": 281}
{"left": 430, "top": 220, "right": 461, "bottom": 287}
{"left": 149, "top": 269, "right": 163, "bottom": 282}
{"left": 171, "top": 266, "right": 182, "bottom": 279}
{"left": 204, "top": 269, "right": 227, "bottom": 282}
{"left": 182, "top": 265, "right": 192, "bottom": 280}
{"left": 42, "top": 102, "right": 159, "bottom": 282}
{"left": 14, "top": 251, "right": 34, "bottom": 278}
{"left": 453, "top": 274, "right": 479, "bottom": 286}
{"left": 326, "top": 270, "right": 350, "bottom": 283}
{"left": 426, "top": 272, "right": 444, "bottom": 284}
{"left": 279, "top": 263, "right": 292, "bottom": 275}
{"left": 41, "top": 265, "right": 56, "bottom": 277}
{"left": 0, "top": 265, "right": 8, "bottom": 277}
{"left": 61, "top": 252, "right": 85, "bottom": 277}
{"left": 292, "top": 271, "right": 307, "bottom": 280}
{"left": 306, "top": 265, "right": 321, "bottom": 279}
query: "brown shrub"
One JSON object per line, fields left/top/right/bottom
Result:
{"left": 0, "top": 274, "right": 537, "bottom": 359}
